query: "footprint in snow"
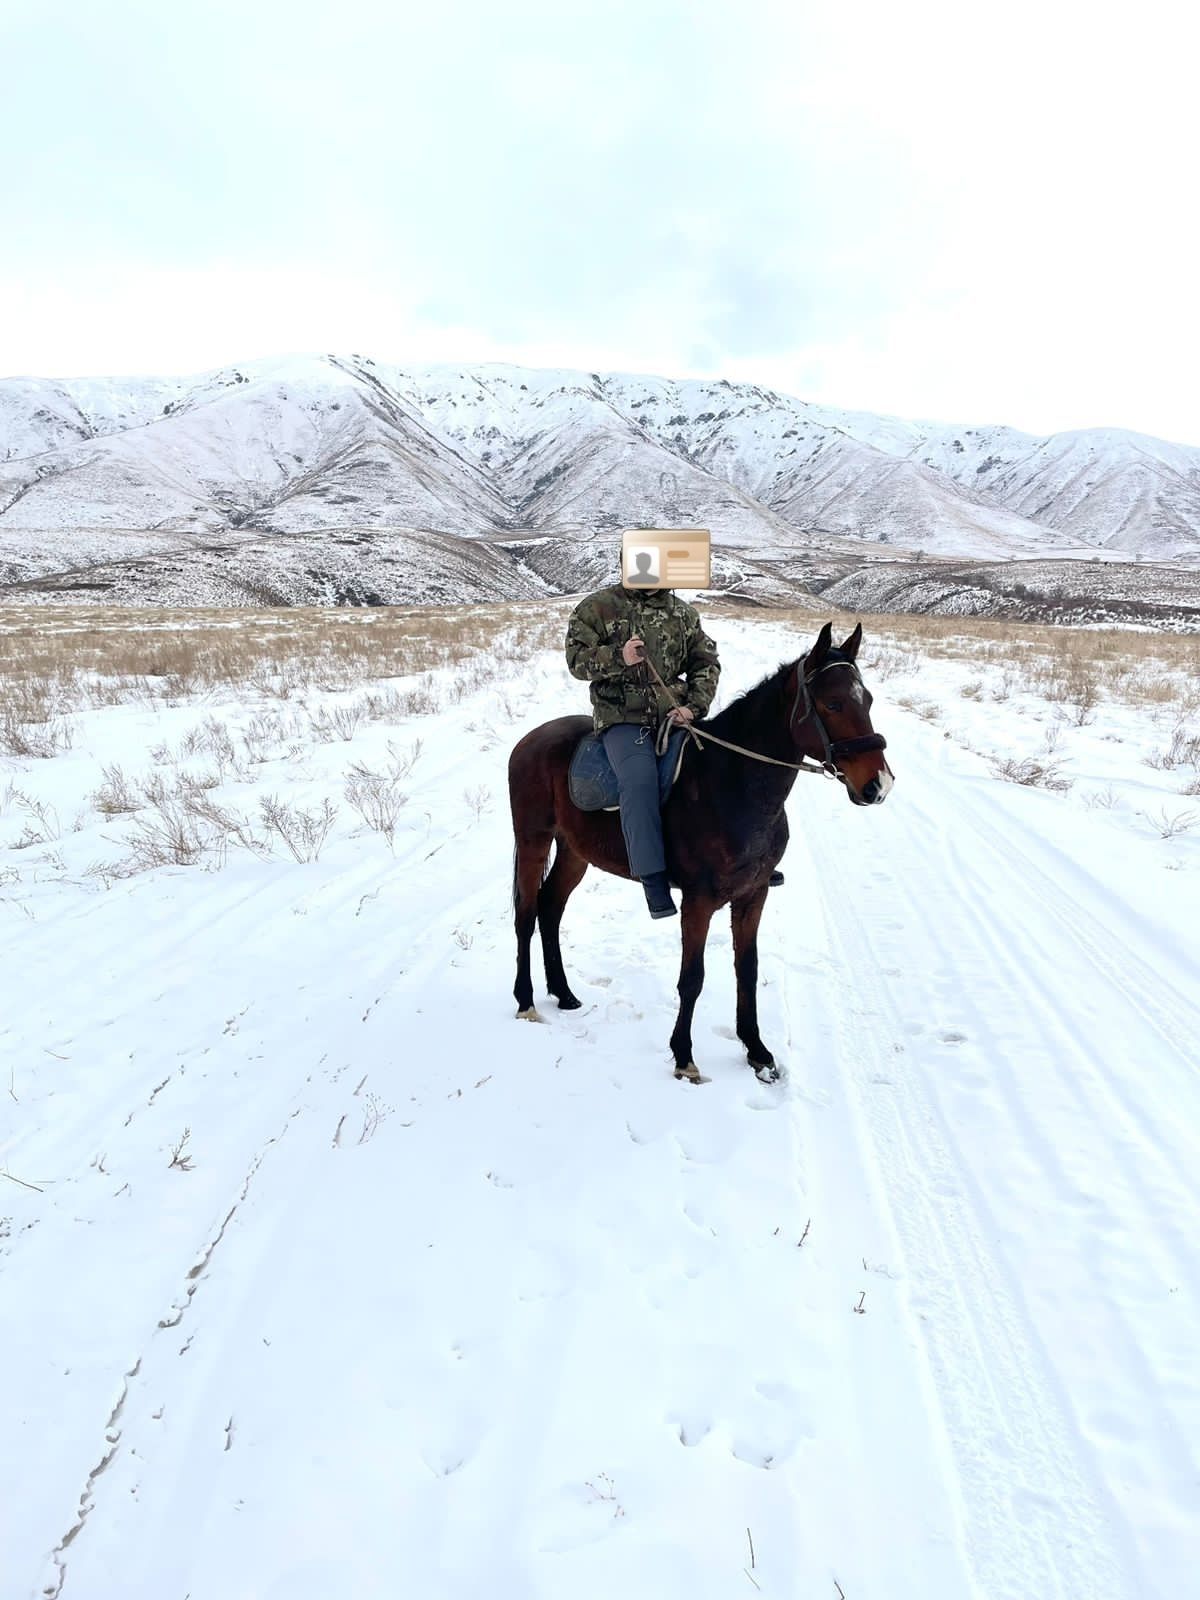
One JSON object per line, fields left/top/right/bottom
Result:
{"left": 672, "top": 1416, "right": 711, "bottom": 1447}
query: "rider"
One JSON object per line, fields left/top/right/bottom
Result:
{"left": 565, "top": 566, "right": 721, "bottom": 919}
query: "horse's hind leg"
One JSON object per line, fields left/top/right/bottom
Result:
{"left": 513, "top": 830, "right": 553, "bottom": 1017}
{"left": 538, "top": 839, "right": 588, "bottom": 1009}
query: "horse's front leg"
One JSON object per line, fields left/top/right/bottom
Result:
{"left": 669, "top": 894, "right": 717, "bottom": 1083}
{"left": 731, "top": 885, "right": 780, "bottom": 1081}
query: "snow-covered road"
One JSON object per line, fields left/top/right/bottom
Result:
{"left": 2, "top": 621, "right": 1197, "bottom": 1599}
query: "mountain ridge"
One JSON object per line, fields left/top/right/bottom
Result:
{"left": 3, "top": 354, "right": 1199, "bottom": 565}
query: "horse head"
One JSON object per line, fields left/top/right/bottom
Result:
{"left": 790, "top": 622, "right": 893, "bottom": 806}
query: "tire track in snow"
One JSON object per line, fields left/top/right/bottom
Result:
{"left": 781, "top": 801, "right": 1147, "bottom": 1598}
{"left": 780, "top": 739, "right": 1200, "bottom": 1600}
{"left": 955, "top": 779, "right": 1200, "bottom": 1100}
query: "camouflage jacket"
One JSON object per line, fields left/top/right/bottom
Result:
{"left": 565, "top": 584, "right": 721, "bottom": 731}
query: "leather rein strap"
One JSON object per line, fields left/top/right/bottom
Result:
{"left": 644, "top": 652, "right": 886, "bottom": 780}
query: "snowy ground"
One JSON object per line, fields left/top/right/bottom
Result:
{"left": 2, "top": 612, "right": 1198, "bottom": 1600}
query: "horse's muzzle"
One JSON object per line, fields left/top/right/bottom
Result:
{"left": 848, "top": 763, "right": 894, "bottom": 807}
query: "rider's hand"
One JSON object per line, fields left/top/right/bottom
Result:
{"left": 667, "top": 705, "right": 695, "bottom": 725}
{"left": 622, "top": 636, "right": 646, "bottom": 666}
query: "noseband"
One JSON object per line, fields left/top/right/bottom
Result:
{"left": 789, "top": 656, "right": 888, "bottom": 773}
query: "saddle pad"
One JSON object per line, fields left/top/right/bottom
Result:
{"left": 568, "top": 727, "right": 688, "bottom": 813}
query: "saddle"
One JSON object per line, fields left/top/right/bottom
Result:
{"left": 568, "top": 726, "right": 689, "bottom": 813}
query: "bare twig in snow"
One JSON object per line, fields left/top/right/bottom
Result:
{"left": 2, "top": 1166, "right": 45, "bottom": 1192}
{"left": 168, "top": 1129, "right": 194, "bottom": 1171}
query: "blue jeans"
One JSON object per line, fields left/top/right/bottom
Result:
{"left": 601, "top": 724, "right": 665, "bottom": 878}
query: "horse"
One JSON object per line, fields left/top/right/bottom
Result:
{"left": 507, "top": 620, "right": 893, "bottom": 1083}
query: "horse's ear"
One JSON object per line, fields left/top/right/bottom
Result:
{"left": 839, "top": 622, "right": 863, "bottom": 662}
{"left": 803, "top": 622, "right": 834, "bottom": 675}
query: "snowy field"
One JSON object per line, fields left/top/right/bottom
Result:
{"left": 1, "top": 603, "right": 1198, "bottom": 1600}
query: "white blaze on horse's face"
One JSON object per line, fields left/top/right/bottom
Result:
{"left": 843, "top": 756, "right": 891, "bottom": 806}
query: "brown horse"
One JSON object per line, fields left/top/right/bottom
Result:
{"left": 507, "top": 621, "right": 893, "bottom": 1083}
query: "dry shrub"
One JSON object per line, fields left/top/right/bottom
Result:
{"left": 894, "top": 694, "right": 941, "bottom": 723}
{"left": 240, "top": 711, "right": 293, "bottom": 764}
{"left": 1082, "top": 786, "right": 1120, "bottom": 810}
{"left": 4, "top": 789, "right": 61, "bottom": 848}
{"left": 92, "top": 763, "right": 141, "bottom": 817}
{"left": 1148, "top": 807, "right": 1198, "bottom": 839}
{"left": 180, "top": 716, "right": 242, "bottom": 778}
{"left": 113, "top": 778, "right": 269, "bottom": 874}
{"left": 0, "top": 713, "right": 75, "bottom": 758}
{"left": 259, "top": 794, "right": 337, "bottom": 862}
{"left": 991, "top": 755, "right": 1073, "bottom": 792}
{"left": 1146, "top": 723, "right": 1200, "bottom": 772}
{"left": 344, "top": 772, "right": 408, "bottom": 848}
{"left": 309, "top": 702, "right": 365, "bottom": 743}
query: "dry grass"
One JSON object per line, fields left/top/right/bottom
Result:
{"left": 0, "top": 601, "right": 569, "bottom": 769}
{"left": 4, "top": 599, "right": 1196, "bottom": 845}
{"left": 0, "top": 599, "right": 565, "bottom": 703}
{"left": 842, "top": 609, "right": 1200, "bottom": 714}
{"left": 4, "top": 598, "right": 1195, "bottom": 721}
{"left": 726, "top": 604, "right": 1198, "bottom": 729}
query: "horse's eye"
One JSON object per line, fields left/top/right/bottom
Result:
{"left": 825, "top": 700, "right": 844, "bottom": 714}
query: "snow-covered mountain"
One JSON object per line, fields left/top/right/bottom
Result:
{"left": 4, "top": 356, "right": 1200, "bottom": 570}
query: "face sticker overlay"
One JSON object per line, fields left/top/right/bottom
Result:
{"left": 621, "top": 528, "right": 711, "bottom": 590}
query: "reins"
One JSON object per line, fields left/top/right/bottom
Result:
{"left": 640, "top": 652, "right": 885, "bottom": 781}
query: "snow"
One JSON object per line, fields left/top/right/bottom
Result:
{"left": 2, "top": 615, "right": 1198, "bottom": 1598}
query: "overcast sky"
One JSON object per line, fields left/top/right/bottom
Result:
{"left": 2, "top": 0, "right": 1197, "bottom": 441}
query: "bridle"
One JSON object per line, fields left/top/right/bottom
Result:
{"left": 785, "top": 655, "right": 889, "bottom": 777}
{"left": 648, "top": 651, "right": 887, "bottom": 782}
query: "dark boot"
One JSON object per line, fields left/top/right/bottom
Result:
{"left": 769, "top": 870, "right": 784, "bottom": 887}
{"left": 641, "top": 871, "right": 677, "bottom": 919}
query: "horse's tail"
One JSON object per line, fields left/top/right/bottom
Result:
{"left": 511, "top": 837, "right": 555, "bottom": 915}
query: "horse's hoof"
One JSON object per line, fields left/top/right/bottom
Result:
{"left": 674, "top": 1062, "right": 711, "bottom": 1085}
{"left": 555, "top": 994, "right": 582, "bottom": 1011}
{"left": 753, "top": 1060, "right": 781, "bottom": 1084}
{"left": 516, "top": 1006, "right": 545, "bottom": 1023}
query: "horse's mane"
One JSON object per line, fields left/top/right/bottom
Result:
{"left": 699, "top": 647, "right": 856, "bottom": 738}
{"left": 701, "top": 659, "right": 795, "bottom": 736}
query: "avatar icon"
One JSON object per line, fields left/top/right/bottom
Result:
{"left": 625, "top": 547, "right": 660, "bottom": 586}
